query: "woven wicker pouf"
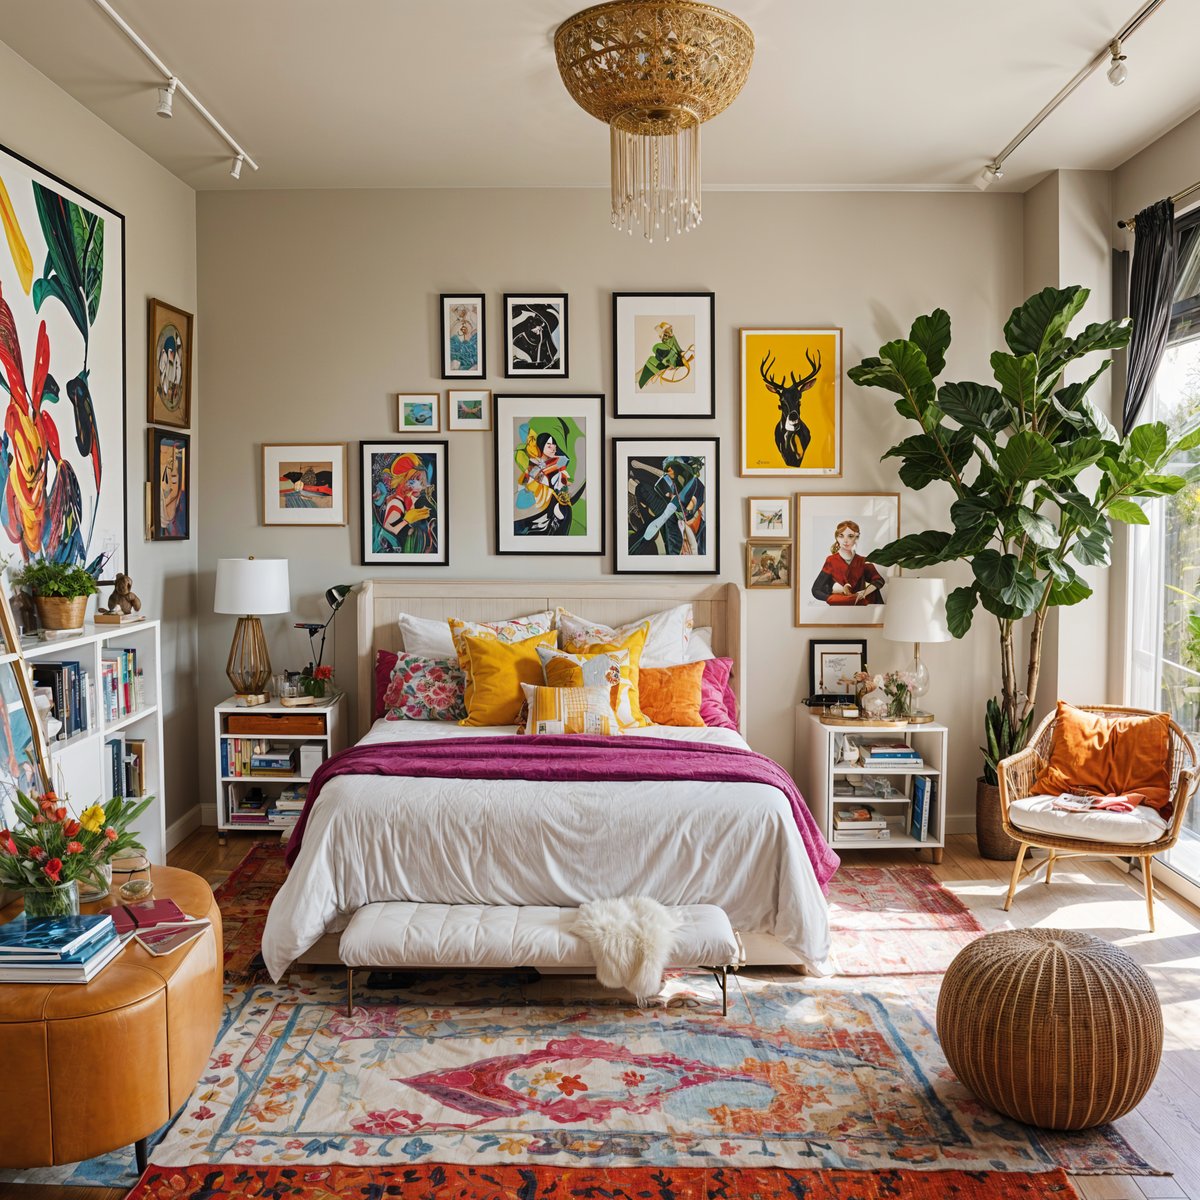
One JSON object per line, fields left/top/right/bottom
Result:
{"left": 936, "top": 928, "right": 1162, "bottom": 1129}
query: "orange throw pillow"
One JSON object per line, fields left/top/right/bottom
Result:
{"left": 1032, "top": 701, "right": 1172, "bottom": 812}
{"left": 637, "top": 661, "right": 706, "bottom": 727}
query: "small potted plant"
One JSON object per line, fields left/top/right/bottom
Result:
{"left": 13, "top": 559, "right": 99, "bottom": 631}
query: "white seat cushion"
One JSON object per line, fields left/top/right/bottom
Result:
{"left": 1009, "top": 795, "right": 1168, "bottom": 846}
{"left": 340, "top": 902, "right": 740, "bottom": 970}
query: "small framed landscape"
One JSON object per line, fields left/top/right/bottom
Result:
{"left": 262, "top": 443, "right": 348, "bottom": 526}
{"left": 746, "top": 539, "right": 792, "bottom": 589}
{"left": 493, "top": 394, "right": 603, "bottom": 555}
{"left": 147, "top": 428, "right": 190, "bottom": 541}
{"left": 440, "top": 293, "right": 485, "bottom": 379}
{"left": 795, "top": 492, "right": 899, "bottom": 627}
{"left": 448, "top": 389, "right": 492, "bottom": 431}
{"left": 504, "top": 293, "right": 568, "bottom": 378}
{"left": 748, "top": 496, "right": 791, "bottom": 538}
{"left": 361, "top": 441, "right": 448, "bottom": 566}
{"left": 613, "top": 437, "right": 719, "bottom": 575}
{"left": 147, "top": 297, "right": 193, "bottom": 429}
{"left": 397, "top": 393, "right": 440, "bottom": 432}
{"left": 613, "top": 291, "right": 714, "bottom": 418}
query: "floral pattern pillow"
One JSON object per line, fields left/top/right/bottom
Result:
{"left": 380, "top": 651, "right": 467, "bottom": 722}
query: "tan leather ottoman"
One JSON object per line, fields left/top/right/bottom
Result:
{"left": 0, "top": 865, "right": 223, "bottom": 1172}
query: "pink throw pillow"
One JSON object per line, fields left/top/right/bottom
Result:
{"left": 700, "top": 657, "right": 739, "bottom": 730}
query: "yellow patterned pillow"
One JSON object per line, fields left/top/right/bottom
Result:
{"left": 556, "top": 621, "right": 651, "bottom": 727}
{"left": 519, "top": 683, "right": 620, "bottom": 736}
{"left": 448, "top": 611, "right": 555, "bottom": 669}
{"left": 458, "top": 629, "right": 557, "bottom": 726}
{"left": 538, "top": 646, "right": 641, "bottom": 729}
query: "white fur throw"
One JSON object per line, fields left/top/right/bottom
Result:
{"left": 573, "top": 896, "right": 682, "bottom": 1004}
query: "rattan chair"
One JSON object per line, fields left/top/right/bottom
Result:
{"left": 999, "top": 704, "right": 1197, "bottom": 930}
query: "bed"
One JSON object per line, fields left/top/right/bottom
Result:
{"left": 261, "top": 580, "right": 834, "bottom": 980}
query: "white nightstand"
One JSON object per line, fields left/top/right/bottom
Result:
{"left": 796, "top": 709, "right": 947, "bottom": 862}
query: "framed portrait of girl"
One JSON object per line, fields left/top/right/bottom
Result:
{"left": 795, "top": 493, "right": 899, "bottom": 627}
{"left": 360, "top": 441, "right": 448, "bottom": 565}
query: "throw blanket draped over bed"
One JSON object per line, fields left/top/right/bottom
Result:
{"left": 284, "top": 736, "right": 840, "bottom": 888}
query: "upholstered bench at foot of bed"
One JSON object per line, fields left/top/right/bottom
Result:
{"left": 339, "top": 902, "right": 743, "bottom": 1015}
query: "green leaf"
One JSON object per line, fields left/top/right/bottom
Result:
{"left": 1049, "top": 574, "right": 1093, "bottom": 606}
{"left": 1072, "top": 525, "right": 1112, "bottom": 567}
{"left": 1128, "top": 422, "right": 1169, "bottom": 465}
{"left": 1140, "top": 473, "right": 1187, "bottom": 496}
{"left": 1169, "top": 426, "right": 1200, "bottom": 455}
{"left": 1004, "top": 286, "right": 1089, "bottom": 358}
{"left": 997, "top": 430, "right": 1060, "bottom": 483}
{"left": 1057, "top": 436, "right": 1107, "bottom": 475}
{"left": 909, "top": 309, "right": 951, "bottom": 377}
{"left": 950, "top": 494, "right": 995, "bottom": 529}
{"left": 945, "top": 585, "right": 978, "bottom": 638}
{"left": 973, "top": 549, "right": 1017, "bottom": 593}
{"left": 1044, "top": 318, "right": 1132, "bottom": 381}
{"left": 937, "top": 381, "right": 1008, "bottom": 438}
{"left": 1048, "top": 480, "right": 1101, "bottom": 527}
{"left": 1000, "top": 567, "right": 1043, "bottom": 615}
{"left": 1079, "top": 393, "right": 1119, "bottom": 443}
{"left": 1107, "top": 498, "right": 1150, "bottom": 525}
{"left": 883, "top": 429, "right": 974, "bottom": 491}
{"left": 991, "top": 352, "right": 1038, "bottom": 413}
{"left": 866, "top": 530, "right": 953, "bottom": 568}
{"left": 848, "top": 339, "right": 936, "bottom": 422}
{"left": 1015, "top": 506, "right": 1058, "bottom": 547}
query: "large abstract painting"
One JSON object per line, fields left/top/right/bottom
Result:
{"left": 0, "top": 143, "right": 126, "bottom": 579}
{"left": 361, "top": 441, "right": 448, "bottom": 566}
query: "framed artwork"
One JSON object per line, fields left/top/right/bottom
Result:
{"left": 448, "top": 389, "right": 492, "bottom": 431}
{"left": 807, "top": 638, "right": 868, "bottom": 701}
{"left": 261, "top": 443, "right": 347, "bottom": 526}
{"left": 746, "top": 539, "right": 792, "bottom": 590}
{"left": 360, "top": 441, "right": 448, "bottom": 566}
{"left": 147, "top": 297, "right": 193, "bottom": 429}
{"left": 795, "top": 493, "right": 900, "bottom": 627}
{"left": 613, "top": 437, "right": 719, "bottom": 575}
{"left": 748, "top": 496, "right": 791, "bottom": 538}
{"left": 397, "top": 393, "right": 441, "bottom": 432}
{"left": 148, "top": 428, "right": 190, "bottom": 541}
{"left": 612, "top": 291, "right": 714, "bottom": 418}
{"left": 440, "top": 293, "right": 485, "bottom": 379}
{"left": 504, "top": 293, "right": 568, "bottom": 378}
{"left": 0, "top": 142, "right": 126, "bottom": 579}
{"left": 741, "top": 327, "right": 842, "bottom": 477}
{"left": 493, "top": 393, "right": 603, "bottom": 555}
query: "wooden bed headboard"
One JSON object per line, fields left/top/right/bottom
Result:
{"left": 356, "top": 579, "right": 745, "bottom": 739}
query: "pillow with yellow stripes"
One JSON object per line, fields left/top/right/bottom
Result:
{"left": 518, "top": 683, "right": 621, "bottom": 737}
{"left": 537, "top": 646, "right": 642, "bottom": 729}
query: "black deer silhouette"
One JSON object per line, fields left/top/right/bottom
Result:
{"left": 761, "top": 350, "right": 822, "bottom": 468}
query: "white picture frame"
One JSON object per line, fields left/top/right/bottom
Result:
{"left": 261, "top": 443, "right": 348, "bottom": 527}
{"left": 397, "top": 393, "right": 441, "bottom": 432}
{"left": 748, "top": 496, "right": 791, "bottom": 538}
{"left": 448, "top": 389, "right": 492, "bottom": 431}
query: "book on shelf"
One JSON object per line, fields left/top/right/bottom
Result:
{"left": 837, "top": 826, "right": 893, "bottom": 840}
{"left": 858, "top": 740, "right": 914, "bottom": 756}
{"left": 909, "top": 775, "right": 937, "bottom": 842}
{"left": 94, "top": 611, "right": 147, "bottom": 625}
{"left": 0, "top": 912, "right": 114, "bottom": 958}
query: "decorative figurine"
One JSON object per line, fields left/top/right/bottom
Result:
{"left": 837, "top": 735, "right": 861, "bottom": 766}
{"left": 105, "top": 573, "right": 142, "bottom": 615}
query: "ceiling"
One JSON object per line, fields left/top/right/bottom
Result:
{"left": 1, "top": 0, "right": 1198, "bottom": 193}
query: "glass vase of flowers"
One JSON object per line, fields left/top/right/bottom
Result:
{"left": 299, "top": 664, "right": 333, "bottom": 699}
{"left": 882, "top": 670, "right": 915, "bottom": 719}
{"left": 0, "top": 790, "right": 153, "bottom": 917}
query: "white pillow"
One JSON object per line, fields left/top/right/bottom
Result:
{"left": 396, "top": 612, "right": 455, "bottom": 657}
{"left": 556, "top": 604, "right": 694, "bottom": 667}
{"left": 685, "top": 626, "right": 715, "bottom": 662}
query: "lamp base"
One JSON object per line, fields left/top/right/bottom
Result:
{"left": 235, "top": 692, "right": 270, "bottom": 707}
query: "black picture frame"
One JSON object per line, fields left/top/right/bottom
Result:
{"left": 359, "top": 440, "right": 449, "bottom": 566}
{"left": 807, "top": 638, "right": 868, "bottom": 702}
{"left": 439, "top": 293, "right": 486, "bottom": 379}
{"left": 503, "top": 292, "right": 569, "bottom": 378}
{"left": 612, "top": 436, "right": 720, "bottom": 575}
{"left": 147, "top": 428, "right": 190, "bottom": 541}
{"left": 493, "top": 393, "right": 604, "bottom": 556}
{"left": 612, "top": 291, "right": 715, "bottom": 418}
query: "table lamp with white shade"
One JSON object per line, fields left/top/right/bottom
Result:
{"left": 882, "top": 576, "right": 952, "bottom": 721}
{"left": 214, "top": 557, "right": 290, "bottom": 705}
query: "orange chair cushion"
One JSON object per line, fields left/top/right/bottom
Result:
{"left": 637, "top": 661, "right": 707, "bottom": 727}
{"left": 1032, "top": 701, "right": 1172, "bottom": 813}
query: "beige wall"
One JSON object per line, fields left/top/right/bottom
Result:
{"left": 196, "top": 186, "right": 1023, "bottom": 829}
{"left": 1114, "top": 106, "right": 1200, "bottom": 230}
{"left": 0, "top": 41, "right": 200, "bottom": 834}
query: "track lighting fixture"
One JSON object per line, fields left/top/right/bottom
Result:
{"left": 1107, "top": 39, "right": 1129, "bottom": 86}
{"left": 974, "top": 163, "right": 1004, "bottom": 191}
{"left": 155, "top": 77, "right": 177, "bottom": 119}
{"left": 230, "top": 154, "right": 244, "bottom": 180}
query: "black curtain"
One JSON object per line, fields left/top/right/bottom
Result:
{"left": 1122, "top": 197, "right": 1176, "bottom": 435}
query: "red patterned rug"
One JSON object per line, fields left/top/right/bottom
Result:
{"left": 125, "top": 1163, "right": 1077, "bottom": 1198}
{"left": 212, "top": 840, "right": 287, "bottom": 980}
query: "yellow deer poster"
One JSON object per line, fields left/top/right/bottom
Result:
{"left": 740, "top": 328, "right": 842, "bottom": 476}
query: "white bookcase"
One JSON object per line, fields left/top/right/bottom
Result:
{"left": 4, "top": 620, "right": 167, "bottom": 864}
{"left": 795, "top": 710, "right": 947, "bottom": 861}
{"left": 213, "top": 693, "right": 346, "bottom": 842}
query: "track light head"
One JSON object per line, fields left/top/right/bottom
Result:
{"left": 230, "top": 154, "right": 244, "bottom": 180}
{"left": 1107, "top": 39, "right": 1128, "bottom": 86}
{"left": 974, "top": 162, "right": 1004, "bottom": 191}
{"left": 156, "top": 77, "right": 177, "bottom": 119}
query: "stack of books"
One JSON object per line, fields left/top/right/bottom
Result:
{"left": 909, "top": 776, "right": 938, "bottom": 842}
{"left": 110, "top": 898, "right": 211, "bottom": 956}
{"left": 860, "top": 740, "right": 924, "bottom": 768}
{"left": 251, "top": 746, "right": 299, "bottom": 777}
{"left": 31, "top": 659, "right": 90, "bottom": 739}
{"left": 833, "top": 805, "right": 892, "bottom": 840}
{"left": 101, "top": 646, "right": 143, "bottom": 720}
{"left": 0, "top": 913, "right": 124, "bottom": 983}
{"left": 227, "top": 786, "right": 270, "bottom": 825}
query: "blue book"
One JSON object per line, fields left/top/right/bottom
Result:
{"left": 0, "top": 923, "right": 119, "bottom": 967}
{"left": 0, "top": 931, "right": 125, "bottom": 983}
{"left": 909, "top": 776, "right": 928, "bottom": 842}
{"left": 0, "top": 913, "right": 114, "bottom": 958}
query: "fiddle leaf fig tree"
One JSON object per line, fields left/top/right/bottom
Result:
{"left": 848, "top": 285, "right": 1199, "bottom": 778}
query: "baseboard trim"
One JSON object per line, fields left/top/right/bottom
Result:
{"left": 200, "top": 802, "right": 218, "bottom": 827}
{"left": 165, "top": 806, "right": 201, "bottom": 852}
{"left": 946, "top": 814, "right": 975, "bottom": 835}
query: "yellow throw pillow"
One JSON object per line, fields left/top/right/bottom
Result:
{"left": 557, "top": 621, "right": 651, "bottom": 727}
{"left": 637, "top": 661, "right": 707, "bottom": 727}
{"left": 539, "top": 646, "right": 641, "bottom": 729}
{"left": 459, "top": 629, "right": 557, "bottom": 726}
{"left": 448, "top": 611, "right": 555, "bottom": 669}
{"left": 519, "top": 683, "right": 620, "bottom": 737}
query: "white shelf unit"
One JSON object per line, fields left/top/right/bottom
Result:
{"left": 4, "top": 621, "right": 167, "bottom": 864}
{"left": 796, "top": 711, "right": 948, "bottom": 860}
{"left": 213, "top": 693, "right": 346, "bottom": 841}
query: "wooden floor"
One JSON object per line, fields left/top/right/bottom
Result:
{"left": 3, "top": 830, "right": 1199, "bottom": 1200}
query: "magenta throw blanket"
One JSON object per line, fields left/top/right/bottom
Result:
{"left": 284, "top": 735, "right": 839, "bottom": 889}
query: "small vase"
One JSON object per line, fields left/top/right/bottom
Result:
{"left": 301, "top": 677, "right": 326, "bottom": 700}
{"left": 34, "top": 595, "right": 88, "bottom": 631}
{"left": 23, "top": 879, "right": 80, "bottom": 918}
{"left": 887, "top": 690, "right": 912, "bottom": 720}
{"left": 78, "top": 861, "right": 113, "bottom": 902}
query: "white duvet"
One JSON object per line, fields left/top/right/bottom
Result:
{"left": 261, "top": 721, "right": 832, "bottom": 979}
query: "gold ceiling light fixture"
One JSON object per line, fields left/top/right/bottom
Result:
{"left": 555, "top": 0, "right": 754, "bottom": 243}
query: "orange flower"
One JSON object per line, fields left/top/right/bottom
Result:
{"left": 53, "top": 806, "right": 67, "bottom": 822}
{"left": 104, "top": 827, "right": 118, "bottom": 841}
{"left": 27, "top": 845, "right": 45, "bottom": 861}
{"left": 66, "top": 840, "right": 83, "bottom": 854}
{"left": 556, "top": 1074, "right": 588, "bottom": 1096}
{"left": 63, "top": 820, "right": 80, "bottom": 838}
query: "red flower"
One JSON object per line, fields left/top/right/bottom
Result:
{"left": 27, "top": 845, "right": 45, "bottom": 861}
{"left": 313, "top": 665, "right": 333, "bottom": 682}
{"left": 53, "top": 806, "right": 67, "bottom": 822}
{"left": 0, "top": 831, "right": 16, "bottom": 855}
{"left": 40, "top": 791, "right": 57, "bottom": 802}
{"left": 556, "top": 1074, "right": 588, "bottom": 1096}
{"left": 66, "top": 841, "right": 83, "bottom": 854}
{"left": 42, "top": 857, "right": 62, "bottom": 882}
{"left": 104, "top": 827, "right": 118, "bottom": 842}
{"left": 62, "top": 820, "right": 81, "bottom": 838}
{"left": 38, "top": 798, "right": 56, "bottom": 814}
